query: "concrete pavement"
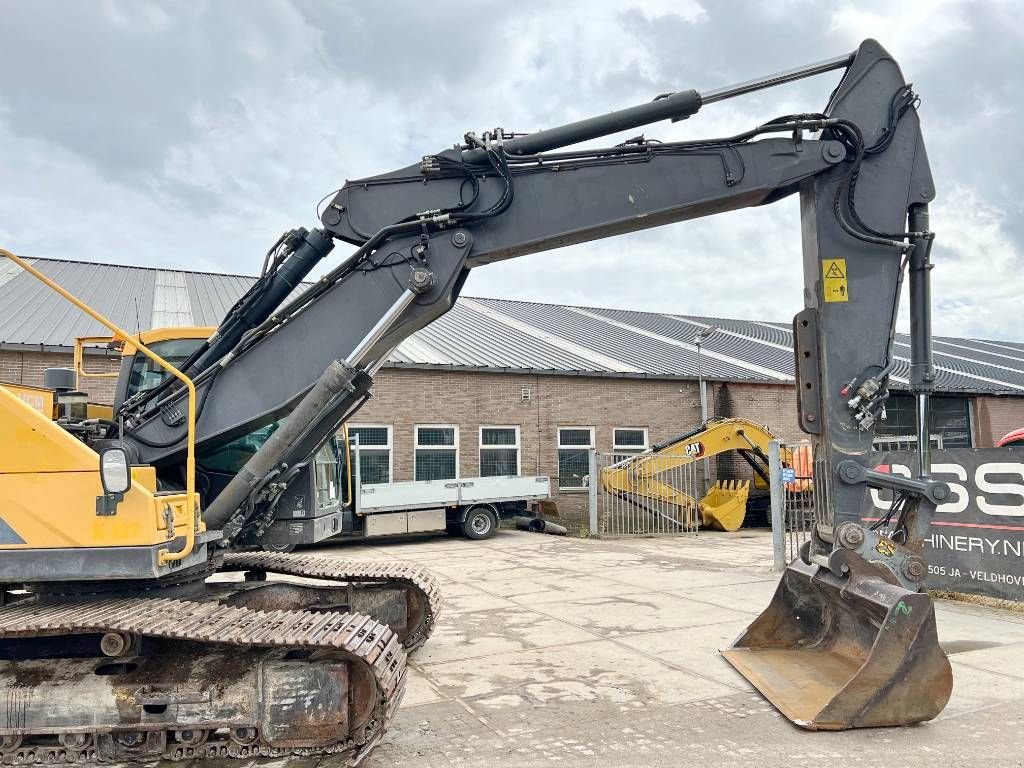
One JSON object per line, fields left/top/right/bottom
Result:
{"left": 302, "top": 529, "right": 1024, "bottom": 767}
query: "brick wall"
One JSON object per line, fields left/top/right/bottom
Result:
{"left": 0, "top": 349, "right": 121, "bottom": 403}
{"left": 973, "top": 395, "right": 1024, "bottom": 447}
{"left": 352, "top": 369, "right": 812, "bottom": 525}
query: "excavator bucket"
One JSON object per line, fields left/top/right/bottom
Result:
{"left": 721, "top": 557, "right": 953, "bottom": 730}
{"left": 699, "top": 480, "right": 750, "bottom": 532}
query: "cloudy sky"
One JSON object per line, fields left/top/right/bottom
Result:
{"left": 2, "top": 1, "right": 1021, "bottom": 339}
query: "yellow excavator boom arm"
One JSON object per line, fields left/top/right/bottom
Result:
{"left": 600, "top": 417, "right": 788, "bottom": 531}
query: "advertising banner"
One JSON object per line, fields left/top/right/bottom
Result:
{"left": 871, "top": 448, "right": 1024, "bottom": 601}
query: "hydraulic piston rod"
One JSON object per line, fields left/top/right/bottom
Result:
{"left": 700, "top": 52, "right": 854, "bottom": 103}
{"left": 908, "top": 204, "right": 936, "bottom": 477}
{"left": 461, "top": 51, "right": 854, "bottom": 164}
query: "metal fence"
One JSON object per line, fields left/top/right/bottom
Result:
{"left": 592, "top": 450, "right": 700, "bottom": 537}
{"left": 872, "top": 433, "right": 944, "bottom": 452}
{"left": 769, "top": 435, "right": 940, "bottom": 569}
{"left": 769, "top": 440, "right": 817, "bottom": 569}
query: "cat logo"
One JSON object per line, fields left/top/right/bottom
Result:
{"left": 875, "top": 538, "right": 897, "bottom": 557}
{"left": 684, "top": 441, "right": 705, "bottom": 458}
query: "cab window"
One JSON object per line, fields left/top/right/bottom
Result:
{"left": 200, "top": 424, "right": 277, "bottom": 475}
{"left": 125, "top": 338, "right": 207, "bottom": 399}
{"left": 314, "top": 439, "right": 341, "bottom": 509}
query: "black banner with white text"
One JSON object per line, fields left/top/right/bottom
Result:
{"left": 870, "top": 448, "right": 1024, "bottom": 601}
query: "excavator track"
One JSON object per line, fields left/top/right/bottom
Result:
{"left": 219, "top": 551, "right": 443, "bottom": 651}
{"left": 0, "top": 598, "right": 406, "bottom": 766}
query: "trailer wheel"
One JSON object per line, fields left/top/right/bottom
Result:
{"left": 461, "top": 506, "right": 497, "bottom": 540}
{"left": 260, "top": 539, "right": 296, "bottom": 554}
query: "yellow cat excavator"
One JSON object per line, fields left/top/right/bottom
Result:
{"left": 1, "top": 38, "right": 958, "bottom": 761}
{"left": 600, "top": 417, "right": 784, "bottom": 532}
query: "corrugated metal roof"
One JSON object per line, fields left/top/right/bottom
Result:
{"left": 2, "top": 256, "right": 1023, "bottom": 394}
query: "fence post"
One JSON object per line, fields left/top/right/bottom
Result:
{"left": 588, "top": 448, "right": 598, "bottom": 537}
{"left": 769, "top": 439, "right": 786, "bottom": 571}
{"left": 351, "top": 434, "right": 361, "bottom": 516}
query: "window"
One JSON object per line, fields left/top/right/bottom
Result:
{"left": 875, "top": 393, "right": 973, "bottom": 448}
{"left": 480, "top": 426, "right": 520, "bottom": 477}
{"left": 313, "top": 439, "right": 340, "bottom": 509}
{"left": 557, "top": 427, "right": 594, "bottom": 490}
{"left": 201, "top": 423, "right": 277, "bottom": 474}
{"left": 613, "top": 428, "right": 649, "bottom": 462}
{"left": 348, "top": 424, "right": 393, "bottom": 485}
{"left": 930, "top": 395, "right": 972, "bottom": 448}
{"left": 125, "top": 337, "right": 206, "bottom": 399}
{"left": 415, "top": 425, "right": 459, "bottom": 481}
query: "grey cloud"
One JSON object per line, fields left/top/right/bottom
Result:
{"left": 1, "top": 0, "right": 1021, "bottom": 339}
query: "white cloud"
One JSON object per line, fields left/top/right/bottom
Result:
{"left": 0, "top": 0, "right": 1021, "bottom": 342}
{"left": 928, "top": 186, "right": 1024, "bottom": 338}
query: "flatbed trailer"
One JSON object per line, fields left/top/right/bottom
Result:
{"left": 358, "top": 474, "right": 552, "bottom": 540}
{"left": 255, "top": 432, "right": 552, "bottom": 549}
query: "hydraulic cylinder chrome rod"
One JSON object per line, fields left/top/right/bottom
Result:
{"left": 908, "top": 204, "right": 936, "bottom": 478}
{"left": 699, "top": 52, "right": 854, "bottom": 104}
{"left": 461, "top": 51, "right": 853, "bottom": 164}
{"left": 346, "top": 288, "right": 418, "bottom": 368}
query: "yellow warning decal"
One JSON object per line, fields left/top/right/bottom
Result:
{"left": 822, "top": 258, "right": 848, "bottom": 303}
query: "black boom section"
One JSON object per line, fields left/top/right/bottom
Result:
{"left": 126, "top": 235, "right": 470, "bottom": 465}
{"left": 125, "top": 141, "right": 840, "bottom": 466}
{"left": 325, "top": 138, "right": 844, "bottom": 267}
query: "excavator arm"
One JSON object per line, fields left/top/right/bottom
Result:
{"left": 105, "top": 39, "right": 951, "bottom": 728}
{"left": 600, "top": 417, "right": 786, "bottom": 531}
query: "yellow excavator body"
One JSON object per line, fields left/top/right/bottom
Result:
{"left": 0, "top": 384, "right": 199, "bottom": 550}
{"left": 600, "top": 417, "right": 786, "bottom": 532}
{"left": 0, "top": 252, "right": 422, "bottom": 762}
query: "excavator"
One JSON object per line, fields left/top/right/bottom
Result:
{"left": 600, "top": 417, "right": 784, "bottom": 532}
{"left": 0, "top": 38, "right": 956, "bottom": 761}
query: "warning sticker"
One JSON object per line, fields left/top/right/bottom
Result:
{"left": 822, "top": 258, "right": 848, "bottom": 303}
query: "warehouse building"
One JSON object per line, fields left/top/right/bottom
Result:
{"left": 3, "top": 257, "right": 1024, "bottom": 522}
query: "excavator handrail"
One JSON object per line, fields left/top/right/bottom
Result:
{"left": 73, "top": 335, "right": 122, "bottom": 381}
{"left": 0, "top": 249, "right": 198, "bottom": 566}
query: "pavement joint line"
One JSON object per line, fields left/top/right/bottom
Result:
{"left": 408, "top": 659, "right": 454, "bottom": 701}
{"left": 413, "top": 616, "right": 750, "bottom": 670}
{"left": 463, "top": 581, "right": 754, "bottom": 694}
{"left": 656, "top": 590, "right": 763, "bottom": 616}
{"left": 935, "top": 600, "right": 1024, "bottom": 627}
{"left": 419, "top": 677, "right": 754, "bottom": 728}
{"left": 934, "top": 698, "right": 1024, "bottom": 722}
{"left": 471, "top": 688, "right": 758, "bottom": 741}
{"left": 596, "top": 574, "right": 778, "bottom": 593}
{"left": 949, "top": 657, "right": 1024, "bottom": 682}
{"left": 450, "top": 695, "right": 503, "bottom": 736}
